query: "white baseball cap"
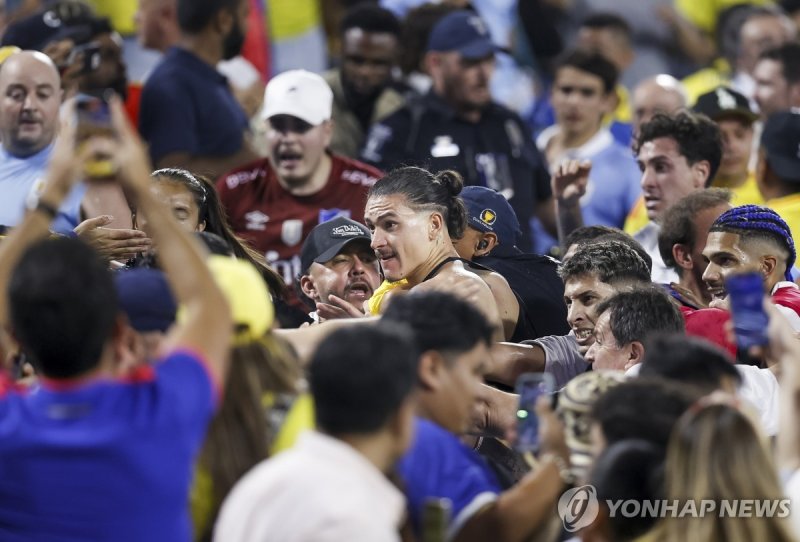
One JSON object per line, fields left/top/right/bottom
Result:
{"left": 262, "top": 69, "right": 333, "bottom": 126}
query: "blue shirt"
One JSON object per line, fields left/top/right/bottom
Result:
{"left": 397, "top": 418, "right": 501, "bottom": 538}
{"left": 139, "top": 47, "right": 249, "bottom": 166}
{"left": 532, "top": 128, "right": 642, "bottom": 254}
{"left": 0, "top": 350, "right": 217, "bottom": 542}
{"left": 0, "top": 143, "right": 85, "bottom": 234}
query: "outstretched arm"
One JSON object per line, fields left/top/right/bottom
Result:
{"left": 105, "top": 98, "right": 232, "bottom": 385}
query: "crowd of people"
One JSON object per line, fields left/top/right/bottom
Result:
{"left": 2, "top": 0, "right": 800, "bottom": 541}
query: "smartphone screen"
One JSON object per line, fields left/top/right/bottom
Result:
{"left": 514, "top": 373, "right": 555, "bottom": 453}
{"left": 75, "top": 93, "right": 115, "bottom": 178}
{"left": 726, "top": 271, "right": 769, "bottom": 350}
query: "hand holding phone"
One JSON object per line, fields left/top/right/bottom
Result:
{"left": 75, "top": 92, "right": 116, "bottom": 178}
{"left": 514, "top": 372, "right": 555, "bottom": 453}
{"left": 726, "top": 271, "right": 769, "bottom": 350}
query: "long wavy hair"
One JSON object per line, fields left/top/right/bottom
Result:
{"left": 654, "top": 401, "right": 796, "bottom": 542}
{"left": 142, "top": 168, "right": 286, "bottom": 296}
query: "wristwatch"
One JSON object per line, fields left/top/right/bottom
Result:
{"left": 25, "top": 194, "right": 59, "bottom": 219}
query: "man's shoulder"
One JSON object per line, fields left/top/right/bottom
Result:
{"left": 330, "top": 154, "right": 383, "bottom": 186}
{"left": 218, "top": 158, "right": 273, "bottom": 192}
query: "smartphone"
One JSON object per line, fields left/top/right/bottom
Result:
{"left": 75, "top": 92, "right": 115, "bottom": 178}
{"left": 726, "top": 271, "right": 769, "bottom": 350}
{"left": 68, "top": 42, "right": 102, "bottom": 74}
{"left": 514, "top": 372, "right": 555, "bottom": 453}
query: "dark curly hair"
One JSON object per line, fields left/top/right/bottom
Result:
{"left": 635, "top": 112, "right": 723, "bottom": 187}
{"left": 559, "top": 240, "right": 651, "bottom": 285}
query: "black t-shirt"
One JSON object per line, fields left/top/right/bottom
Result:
{"left": 476, "top": 246, "right": 569, "bottom": 339}
{"left": 361, "top": 91, "right": 552, "bottom": 252}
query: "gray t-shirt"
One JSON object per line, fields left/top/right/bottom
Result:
{"left": 525, "top": 333, "right": 589, "bottom": 389}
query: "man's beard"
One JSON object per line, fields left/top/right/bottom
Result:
{"left": 222, "top": 19, "right": 245, "bottom": 60}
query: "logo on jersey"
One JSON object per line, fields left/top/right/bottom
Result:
{"left": 281, "top": 219, "right": 304, "bottom": 247}
{"left": 319, "top": 208, "right": 351, "bottom": 223}
{"left": 244, "top": 211, "right": 269, "bottom": 231}
{"left": 431, "top": 136, "right": 460, "bottom": 158}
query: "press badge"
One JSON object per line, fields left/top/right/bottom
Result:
{"left": 431, "top": 136, "right": 460, "bottom": 158}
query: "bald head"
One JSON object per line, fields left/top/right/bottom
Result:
{"left": 0, "top": 51, "right": 62, "bottom": 157}
{"left": 632, "top": 75, "right": 687, "bottom": 136}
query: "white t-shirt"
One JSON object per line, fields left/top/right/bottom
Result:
{"left": 735, "top": 364, "right": 779, "bottom": 436}
{"left": 214, "top": 431, "right": 405, "bottom": 542}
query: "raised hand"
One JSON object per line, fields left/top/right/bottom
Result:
{"left": 552, "top": 159, "right": 591, "bottom": 206}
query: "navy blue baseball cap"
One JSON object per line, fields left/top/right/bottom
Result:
{"left": 427, "top": 10, "right": 500, "bottom": 60}
{"left": 115, "top": 268, "right": 177, "bottom": 333}
{"left": 761, "top": 110, "right": 800, "bottom": 181}
{"left": 460, "top": 186, "right": 522, "bottom": 247}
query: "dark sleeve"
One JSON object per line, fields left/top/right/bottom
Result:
{"left": 139, "top": 77, "right": 198, "bottom": 165}
{"left": 517, "top": 0, "right": 565, "bottom": 63}
{"left": 359, "top": 108, "right": 414, "bottom": 172}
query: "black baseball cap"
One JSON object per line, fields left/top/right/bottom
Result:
{"left": 300, "top": 216, "right": 372, "bottom": 274}
{"left": 761, "top": 109, "right": 800, "bottom": 181}
{"left": 693, "top": 87, "right": 757, "bottom": 124}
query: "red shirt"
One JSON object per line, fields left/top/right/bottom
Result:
{"left": 772, "top": 282, "right": 800, "bottom": 318}
{"left": 217, "top": 153, "right": 381, "bottom": 287}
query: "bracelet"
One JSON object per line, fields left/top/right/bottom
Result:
{"left": 33, "top": 200, "right": 59, "bottom": 219}
{"left": 26, "top": 194, "right": 59, "bottom": 220}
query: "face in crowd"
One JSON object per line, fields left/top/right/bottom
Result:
{"left": 136, "top": 177, "right": 206, "bottom": 237}
{"left": 0, "top": 51, "right": 61, "bottom": 158}
{"left": 563, "top": 272, "right": 617, "bottom": 356}
{"left": 551, "top": 66, "right": 612, "bottom": 140}
{"left": 365, "top": 193, "right": 441, "bottom": 283}
{"left": 341, "top": 27, "right": 398, "bottom": 100}
{"left": 301, "top": 240, "right": 382, "bottom": 308}
{"left": 430, "top": 50, "right": 495, "bottom": 113}
{"left": 638, "top": 137, "right": 707, "bottom": 222}
{"left": 702, "top": 232, "right": 764, "bottom": 306}
{"left": 266, "top": 114, "right": 332, "bottom": 189}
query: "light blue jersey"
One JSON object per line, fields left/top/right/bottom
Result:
{"left": 532, "top": 128, "right": 641, "bottom": 254}
{"left": 0, "top": 144, "right": 85, "bottom": 234}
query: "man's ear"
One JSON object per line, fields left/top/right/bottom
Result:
{"left": 418, "top": 350, "right": 446, "bottom": 391}
{"left": 299, "top": 275, "right": 318, "bottom": 301}
{"left": 423, "top": 51, "right": 442, "bottom": 76}
{"left": 428, "top": 212, "right": 444, "bottom": 241}
{"left": 672, "top": 242, "right": 694, "bottom": 271}
{"left": 691, "top": 160, "right": 711, "bottom": 188}
{"left": 624, "top": 341, "right": 645, "bottom": 370}
{"left": 761, "top": 254, "right": 779, "bottom": 279}
{"left": 475, "top": 232, "right": 498, "bottom": 257}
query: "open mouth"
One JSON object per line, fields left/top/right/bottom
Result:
{"left": 573, "top": 328, "right": 593, "bottom": 343}
{"left": 277, "top": 150, "right": 302, "bottom": 168}
{"left": 346, "top": 281, "right": 372, "bottom": 300}
{"left": 644, "top": 196, "right": 661, "bottom": 211}
{"left": 708, "top": 286, "right": 727, "bottom": 301}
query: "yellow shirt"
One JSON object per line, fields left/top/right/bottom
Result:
{"left": 765, "top": 193, "right": 800, "bottom": 246}
{"left": 367, "top": 279, "right": 409, "bottom": 316}
{"left": 624, "top": 196, "right": 649, "bottom": 235}
{"left": 608, "top": 84, "right": 631, "bottom": 124}
{"left": 676, "top": 0, "right": 769, "bottom": 34}
{"left": 714, "top": 171, "right": 765, "bottom": 207}
{"left": 88, "top": 0, "right": 136, "bottom": 36}
{"left": 681, "top": 58, "right": 731, "bottom": 106}
{"left": 266, "top": 0, "right": 322, "bottom": 40}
